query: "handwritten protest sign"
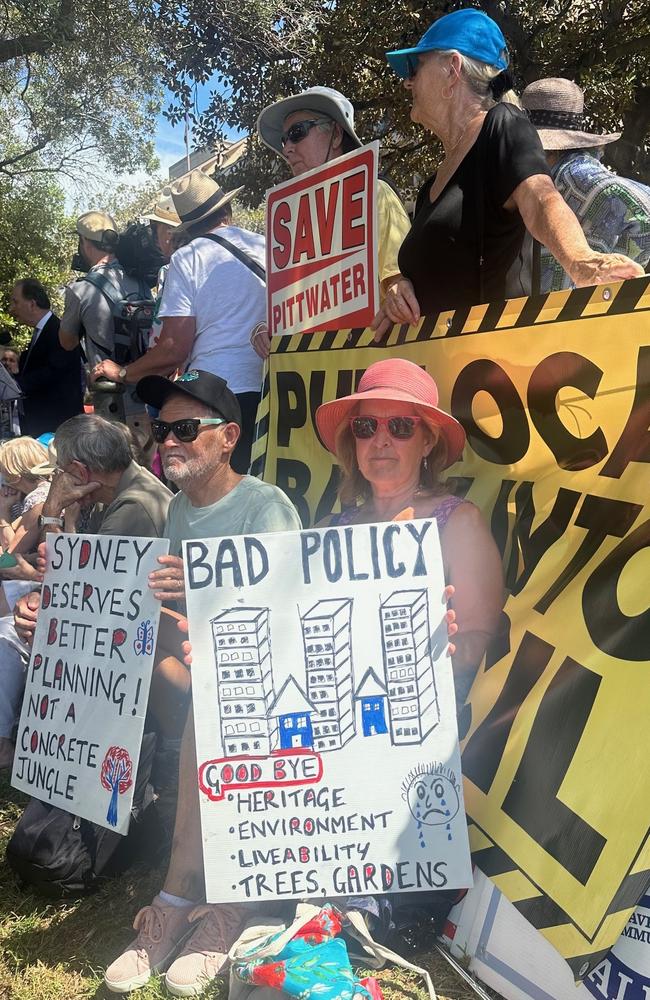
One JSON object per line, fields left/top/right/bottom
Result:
{"left": 185, "top": 518, "right": 471, "bottom": 903}
{"left": 266, "top": 143, "right": 379, "bottom": 338}
{"left": 12, "top": 533, "right": 169, "bottom": 834}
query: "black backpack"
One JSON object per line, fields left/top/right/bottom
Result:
{"left": 5, "top": 733, "right": 162, "bottom": 898}
{"left": 82, "top": 268, "right": 154, "bottom": 366}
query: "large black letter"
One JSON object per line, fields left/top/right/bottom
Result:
{"left": 451, "top": 360, "right": 530, "bottom": 465}
{"left": 600, "top": 346, "right": 650, "bottom": 479}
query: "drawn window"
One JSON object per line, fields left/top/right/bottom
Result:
{"left": 228, "top": 744, "right": 237, "bottom": 753}
{"left": 221, "top": 670, "right": 230, "bottom": 679}
{"left": 246, "top": 703, "right": 255, "bottom": 713}
{"left": 236, "top": 723, "right": 246, "bottom": 734}
{"left": 329, "top": 739, "right": 336, "bottom": 747}
{"left": 235, "top": 705, "right": 244, "bottom": 714}
{"left": 328, "top": 707, "right": 336, "bottom": 717}
{"left": 250, "top": 721, "right": 260, "bottom": 733}
{"left": 242, "top": 742, "right": 250, "bottom": 750}
{"left": 238, "top": 624, "right": 247, "bottom": 631}
{"left": 246, "top": 668, "right": 255, "bottom": 678}
{"left": 223, "top": 705, "right": 232, "bottom": 715}
{"left": 235, "top": 669, "right": 244, "bottom": 679}
{"left": 253, "top": 741, "right": 261, "bottom": 750}
{"left": 396, "top": 727, "right": 403, "bottom": 736}
{"left": 246, "top": 686, "right": 255, "bottom": 695}
{"left": 235, "top": 686, "right": 244, "bottom": 695}
{"left": 224, "top": 724, "right": 234, "bottom": 735}
{"left": 283, "top": 718, "right": 293, "bottom": 729}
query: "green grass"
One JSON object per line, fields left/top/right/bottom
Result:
{"left": 0, "top": 771, "right": 497, "bottom": 1000}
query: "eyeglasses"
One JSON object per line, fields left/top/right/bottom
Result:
{"left": 349, "top": 415, "right": 423, "bottom": 440}
{"left": 151, "top": 417, "right": 226, "bottom": 444}
{"left": 280, "top": 119, "right": 329, "bottom": 148}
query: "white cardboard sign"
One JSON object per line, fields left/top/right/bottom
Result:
{"left": 184, "top": 518, "right": 472, "bottom": 903}
{"left": 12, "top": 533, "right": 169, "bottom": 834}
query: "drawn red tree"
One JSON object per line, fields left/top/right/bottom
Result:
{"left": 100, "top": 746, "right": 133, "bottom": 827}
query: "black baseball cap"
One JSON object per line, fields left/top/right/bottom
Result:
{"left": 136, "top": 369, "right": 242, "bottom": 427}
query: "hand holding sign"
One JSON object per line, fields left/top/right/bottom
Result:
{"left": 372, "top": 276, "right": 421, "bottom": 341}
{"left": 149, "top": 554, "right": 186, "bottom": 603}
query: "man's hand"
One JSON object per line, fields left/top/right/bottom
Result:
{"left": 250, "top": 322, "right": 271, "bottom": 360}
{"left": 0, "top": 552, "right": 42, "bottom": 583}
{"left": 91, "top": 359, "right": 123, "bottom": 383}
{"left": 371, "top": 277, "right": 421, "bottom": 341}
{"left": 45, "top": 470, "right": 99, "bottom": 515}
{"left": 14, "top": 589, "right": 41, "bottom": 645}
{"left": 149, "top": 554, "right": 186, "bottom": 603}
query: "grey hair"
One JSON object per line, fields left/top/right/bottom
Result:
{"left": 438, "top": 50, "right": 521, "bottom": 109}
{"left": 55, "top": 414, "right": 134, "bottom": 473}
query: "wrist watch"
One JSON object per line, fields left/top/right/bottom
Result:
{"left": 39, "top": 515, "right": 65, "bottom": 529}
{"left": 118, "top": 367, "right": 128, "bottom": 382}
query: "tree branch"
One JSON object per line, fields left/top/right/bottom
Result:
{"left": 0, "top": 0, "right": 76, "bottom": 64}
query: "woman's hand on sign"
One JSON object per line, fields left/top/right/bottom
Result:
{"left": 175, "top": 616, "right": 192, "bottom": 667}
{"left": 567, "top": 251, "right": 645, "bottom": 289}
{"left": 149, "top": 554, "right": 186, "bottom": 603}
{"left": 371, "top": 277, "right": 421, "bottom": 341}
{"left": 444, "top": 584, "right": 458, "bottom": 656}
{"left": 250, "top": 322, "right": 271, "bottom": 360}
{"left": 14, "top": 589, "right": 41, "bottom": 645}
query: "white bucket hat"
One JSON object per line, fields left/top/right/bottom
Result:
{"left": 521, "top": 78, "right": 621, "bottom": 151}
{"left": 257, "top": 86, "right": 362, "bottom": 155}
{"left": 169, "top": 170, "right": 244, "bottom": 229}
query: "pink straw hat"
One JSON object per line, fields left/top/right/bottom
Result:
{"left": 315, "top": 358, "right": 465, "bottom": 467}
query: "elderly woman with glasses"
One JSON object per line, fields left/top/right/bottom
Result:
{"left": 0, "top": 436, "right": 51, "bottom": 556}
{"left": 316, "top": 356, "right": 504, "bottom": 705}
{"left": 252, "top": 86, "right": 412, "bottom": 358}
{"left": 372, "top": 8, "right": 644, "bottom": 338}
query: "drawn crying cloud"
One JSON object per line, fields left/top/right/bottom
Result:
{"left": 402, "top": 763, "right": 460, "bottom": 846}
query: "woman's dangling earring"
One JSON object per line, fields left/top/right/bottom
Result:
{"left": 441, "top": 84, "right": 454, "bottom": 100}
{"left": 422, "top": 455, "right": 429, "bottom": 472}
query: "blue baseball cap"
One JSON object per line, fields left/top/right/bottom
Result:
{"left": 386, "top": 9, "right": 509, "bottom": 79}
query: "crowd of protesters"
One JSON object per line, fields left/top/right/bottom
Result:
{"left": 1, "top": 7, "right": 649, "bottom": 998}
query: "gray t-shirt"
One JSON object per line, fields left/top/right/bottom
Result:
{"left": 164, "top": 475, "right": 301, "bottom": 556}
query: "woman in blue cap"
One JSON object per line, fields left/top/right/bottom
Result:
{"left": 372, "top": 9, "right": 643, "bottom": 335}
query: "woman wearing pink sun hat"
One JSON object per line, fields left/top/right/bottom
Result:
{"left": 316, "top": 357, "right": 504, "bottom": 705}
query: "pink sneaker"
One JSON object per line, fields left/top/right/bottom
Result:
{"left": 104, "top": 895, "right": 194, "bottom": 993}
{"left": 165, "top": 903, "right": 248, "bottom": 997}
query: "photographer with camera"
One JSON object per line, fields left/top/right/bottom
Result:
{"left": 58, "top": 211, "right": 154, "bottom": 457}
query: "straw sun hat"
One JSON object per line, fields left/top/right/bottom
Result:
{"left": 169, "top": 170, "right": 244, "bottom": 229}
{"left": 315, "top": 358, "right": 465, "bottom": 467}
{"left": 521, "top": 78, "right": 621, "bottom": 151}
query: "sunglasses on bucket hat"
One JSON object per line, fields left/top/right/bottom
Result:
{"left": 151, "top": 417, "right": 226, "bottom": 444}
{"left": 349, "top": 415, "right": 424, "bottom": 440}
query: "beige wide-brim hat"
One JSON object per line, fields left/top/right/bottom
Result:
{"left": 521, "top": 78, "right": 621, "bottom": 151}
{"left": 143, "top": 190, "right": 181, "bottom": 228}
{"left": 169, "top": 170, "right": 244, "bottom": 229}
{"left": 257, "top": 86, "right": 362, "bottom": 156}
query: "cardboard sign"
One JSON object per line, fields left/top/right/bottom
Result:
{"left": 585, "top": 896, "right": 650, "bottom": 1000}
{"left": 249, "top": 275, "right": 650, "bottom": 976}
{"left": 12, "top": 533, "right": 169, "bottom": 834}
{"left": 184, "top": 518, "right": 472, "bottom": 903}
{"left": 266, "top": 144, "right": 379, "bottom": 338}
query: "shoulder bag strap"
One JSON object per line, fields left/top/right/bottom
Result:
{"left": 198, "top": 233, "right": 266, "bottom": 283}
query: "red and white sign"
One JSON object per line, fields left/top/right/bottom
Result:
{"left": 266, "top": 143, "right": 379, "bottom": 338}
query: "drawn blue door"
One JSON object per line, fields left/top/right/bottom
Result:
{"left": 279, "top": 712, "right": 314, "bottom": 749}
{"left": 361, "top": 697, "right": 387, "bottom": 736}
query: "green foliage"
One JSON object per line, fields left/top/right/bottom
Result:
{"left": 161, "top": 0, "right": 650, "bottom": 200}
{"left": 0, "top": 1, "right": 163, "bottom": 184}
{"left": 0, "top": 171, "right": 75, "bottom": 345}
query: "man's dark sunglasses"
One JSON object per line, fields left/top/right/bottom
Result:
{"left": 280, "top": 118, "right": 329, "bottom": 148}
{"left": 151, "top": 417, "right": 226, "bottom": 443}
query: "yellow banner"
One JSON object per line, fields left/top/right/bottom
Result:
{"left": 252, "top": 277, "right": 650, "bottom": 976}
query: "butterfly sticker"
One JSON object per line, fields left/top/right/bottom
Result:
{"left": 134, "top": 619, "right": 154, "bottom": 656}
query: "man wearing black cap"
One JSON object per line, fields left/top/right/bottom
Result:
{"left": 101, "top": 368, "right": 300, "bottom": 998}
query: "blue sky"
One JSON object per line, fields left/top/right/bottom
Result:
{"left": 154, "top": 85, "right": 245, "bottom": 178}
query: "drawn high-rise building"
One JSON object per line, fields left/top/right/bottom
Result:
{"left": 379, "top": 589, "right": 439, "bottom": 745}
{"left": 301, "top": 598, "right": 354, "bottom": 751}
{"left": 211, "top": 607, "right": 277, "bottom": 756}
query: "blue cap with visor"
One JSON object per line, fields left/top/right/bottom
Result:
{"left": 386, "top": 8, "right": 509, "bottom": 80}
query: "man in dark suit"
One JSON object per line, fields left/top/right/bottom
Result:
{"left": 8, "top": 278, "right": 83, "bottom": 436}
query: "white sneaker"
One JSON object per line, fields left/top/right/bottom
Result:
{"left": 104, "top": 895, "right": 194, "bottom": 993}
{"left": 165, "top": 903, "right": 248, "bottom": 997}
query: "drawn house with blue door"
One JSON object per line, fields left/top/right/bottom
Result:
{"left": 268, "top": 676, "right": 316, "bottom": 750}
{"left": 354, "top": 667, "right": 389, "bottom": 737}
